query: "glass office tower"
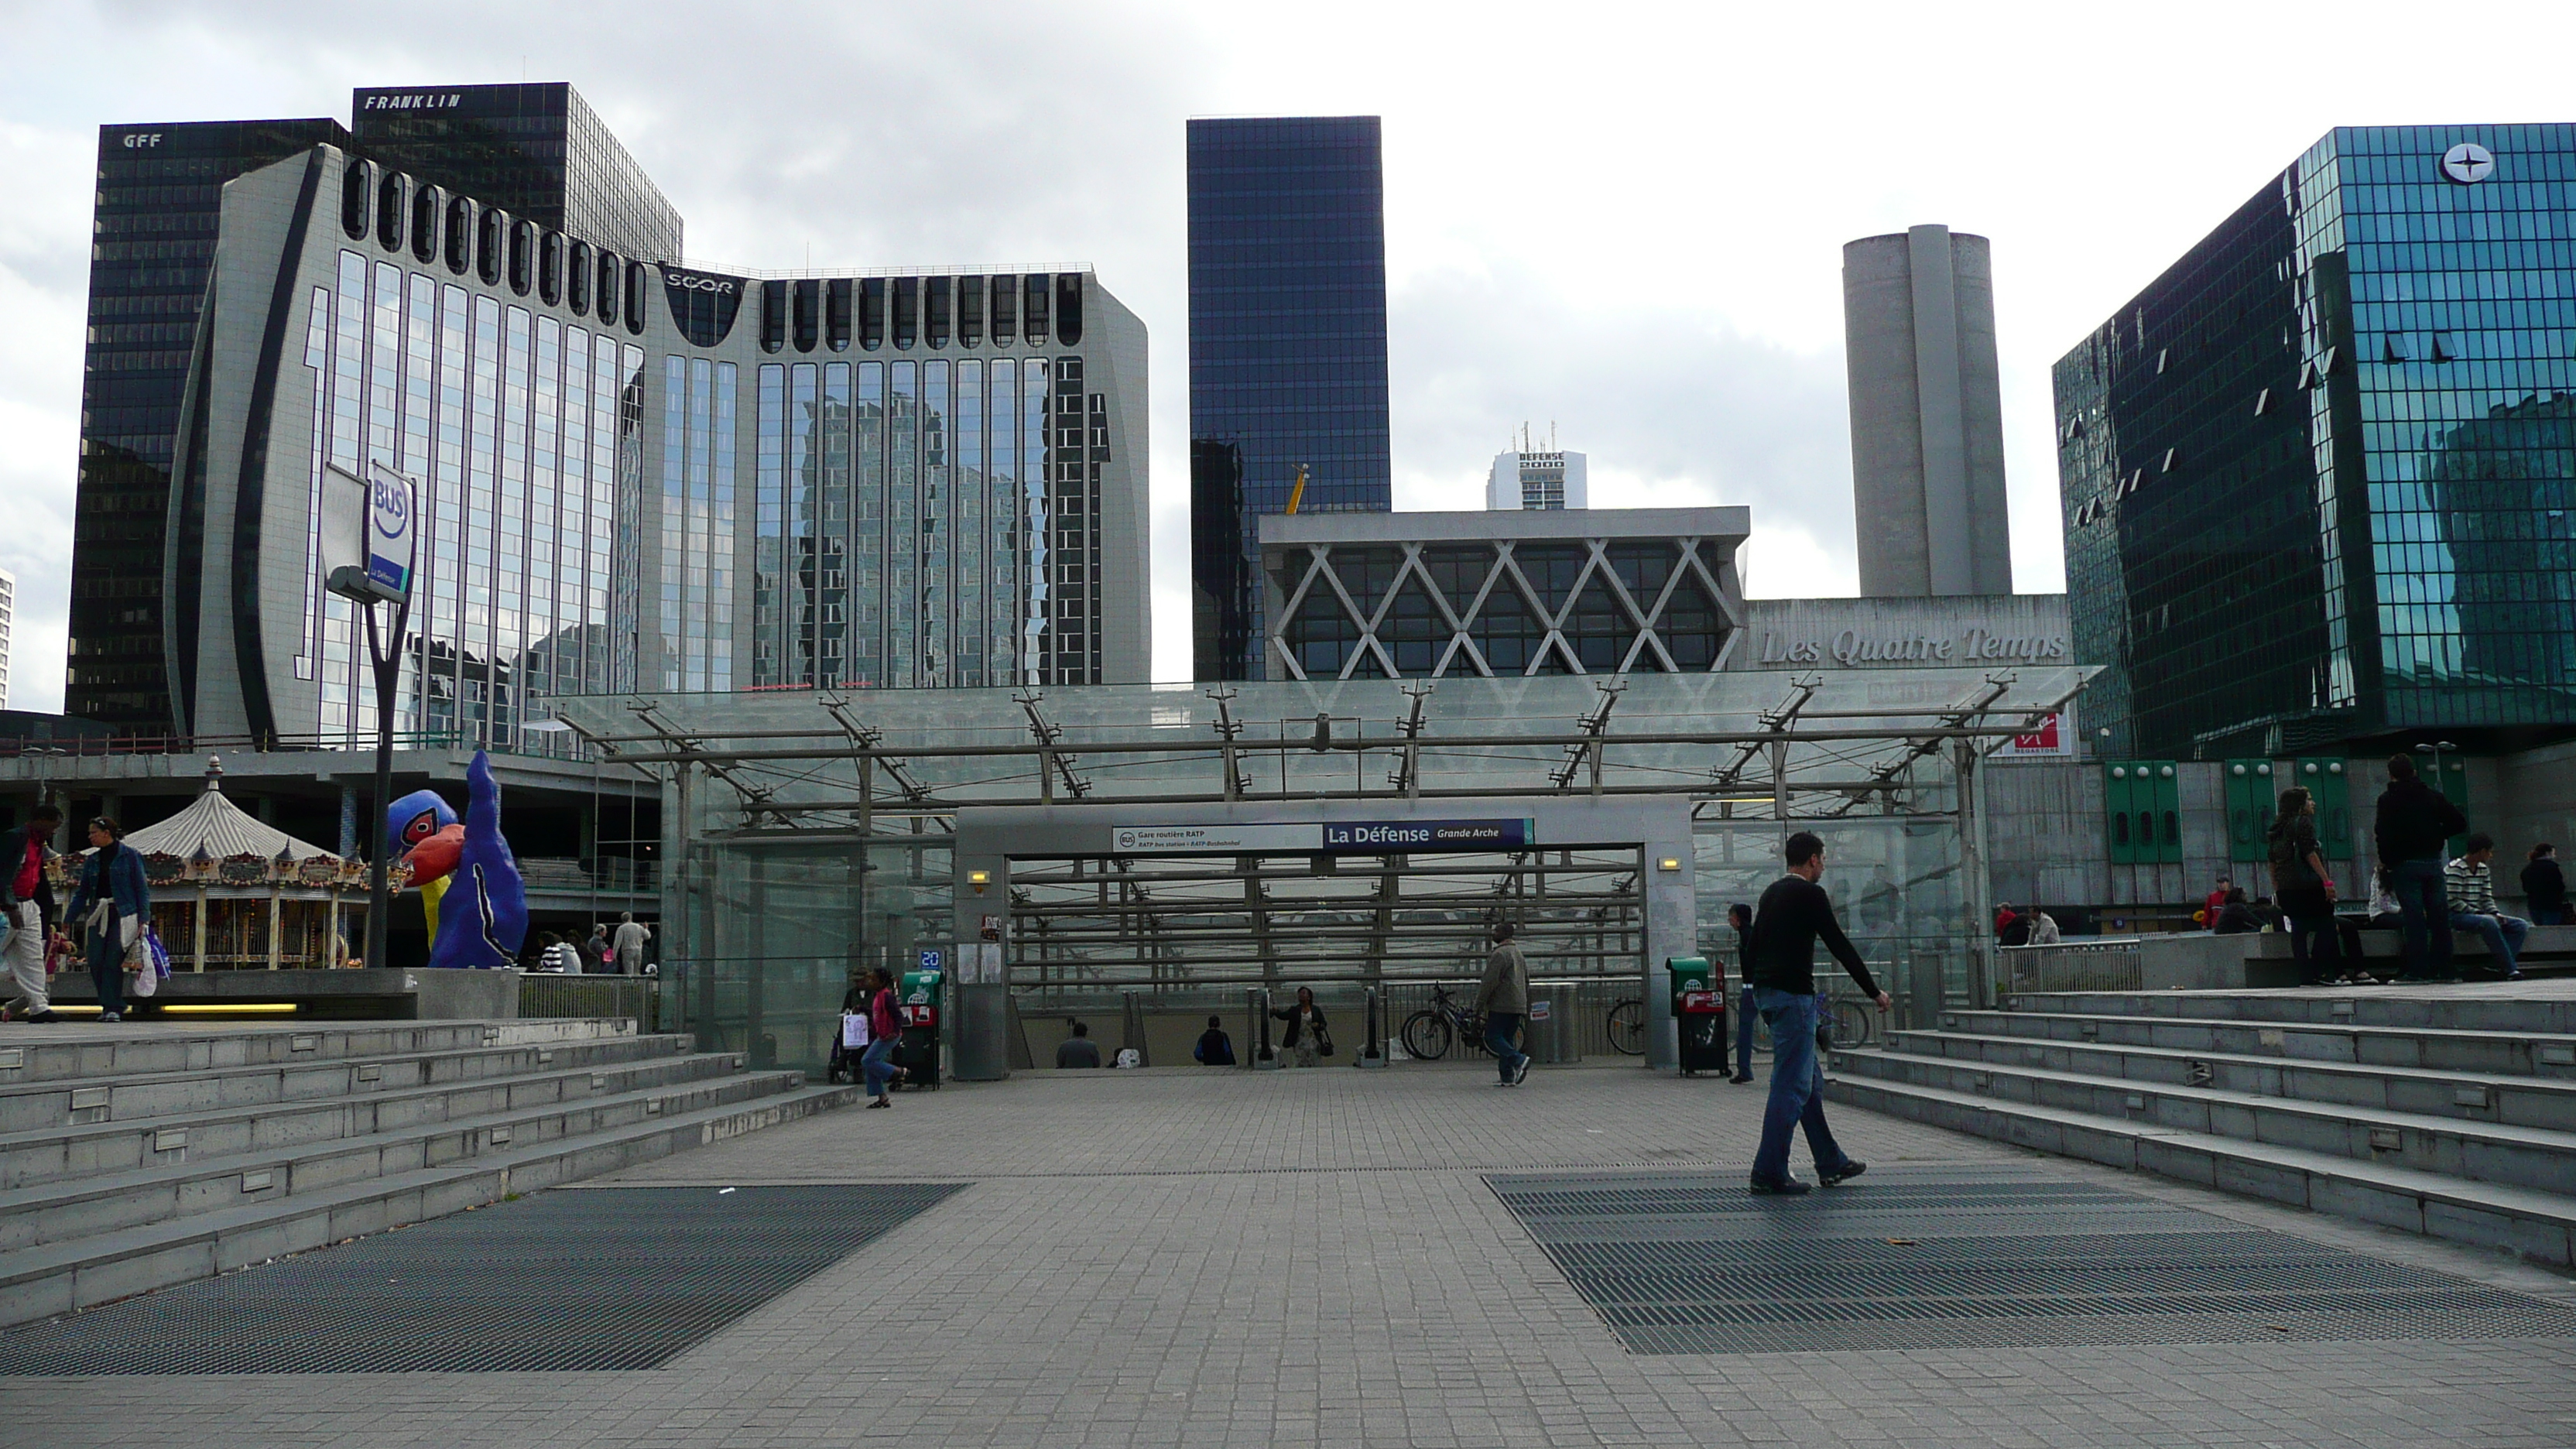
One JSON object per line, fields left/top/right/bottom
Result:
{"left": 2057, "top": 124, "right": 2576, "bottom": 757}
{"left": 351, "top": 83, "right": 680, "bottom": 261}
{"left": 67, "top": 116, "right": 352, "bottom": 731}
{"left": 1187, "top": 115, "right": 1392, "bottom": 680}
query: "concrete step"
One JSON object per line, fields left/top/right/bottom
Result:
{"left": 0, "top": 1019, "right": 634, "bottom": 1085}
{"left": 1827, "top": 1071, "right": 2576, "bottom": 1267}
{"left": 1887, "top": 1029, "right": 2576, "bottom": 1133}
{"left": 1834, "top": 1046, "right": 2576, "bottom": 1197}
{"left": 2005, "top": 989, "right": 2576, "bottom": 1036}
{"left": 0, "top": 1060, "right": 796, "bottom": 1252}
{"left": 0, "top": 1048, "right": 751, "bottom": 1192}
{"left": 0, "top": 1081, "right": 860, "bottom": 1327}
{"left": 1933, "top": 1009, "right": 2576, "bottom": 1079}
{"left": 0, "top": 1033, "right": 699, "bottom": 1136}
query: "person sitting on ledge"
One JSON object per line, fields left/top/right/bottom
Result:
{"left": 2445, "top": 834, "right": 2530, "bottom": 981}
{"left": 1056, "top": 1020, "right": 1103, "bottom": 1069}
{"left": 2211, "top": 887, "right": 2265, "bottom": 935}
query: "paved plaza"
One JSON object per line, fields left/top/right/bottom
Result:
{"left": 5, "top": 1056, "right": 2575, "bottom": 1446}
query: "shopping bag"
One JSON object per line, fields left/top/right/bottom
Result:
{"left": 841, "top": 1012, "right": 870, "bottom": 1050}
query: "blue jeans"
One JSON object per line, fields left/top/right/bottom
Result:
{"left": 87, "top": 921, "right": 125, "bottom": 1018}
{"left": 1752, "top": 988, "right": 1850, "bottom": 1186}
{"left": 862, "top": 1036, "right": 899, "bottom": 1099}
{"left": 1486, "top": 1011, "right": 1526, "bottom": 1082}
{"left": 2389, "top": 859, "right": 2454, "bottom": 978}
{"left": 2533, "top": 906, "right": 2568, "bottom": 926}
{"left": 1734, "top": 984, "right": 1757, "bottom": 1077}
{"left": 2449, "top": 913, "right": 2530, "bottom": 973}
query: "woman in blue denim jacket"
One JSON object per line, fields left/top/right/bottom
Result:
{"left": 65, "top": 817, "right": 150, "bottom": 1023}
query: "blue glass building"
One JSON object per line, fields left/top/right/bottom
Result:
{"left": 2058, "top": 124, "right": 2576, "bottom": 759}
{"left": 1187, "top": 116, "right": 1392, "bottom": 680}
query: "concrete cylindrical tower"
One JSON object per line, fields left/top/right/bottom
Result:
{"left": 1842, "top": 225, "right": 2012, "bottom": 598}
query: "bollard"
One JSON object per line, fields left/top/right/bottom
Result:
{"left": 1254, "top": 986, "right": 1279, "bottom": 1069}
{"left": 1358, "top": 987, "right": 1386, "bottom": 1067}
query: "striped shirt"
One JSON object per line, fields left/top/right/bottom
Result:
{"left": 2444, "top": 856, "right": 2498, "bottom": 916}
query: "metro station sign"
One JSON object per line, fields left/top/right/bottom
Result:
{"left": 1111, "top": 818, "right": 1538, "bottom": 855}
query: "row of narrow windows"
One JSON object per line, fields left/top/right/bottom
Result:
{"left": 339, "top": 156, "right": 645, "bottom": 336}
{"left": 755, "top": 273, "right": 1083, "bottom": 355}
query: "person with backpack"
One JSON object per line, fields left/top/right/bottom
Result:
{"left": 63, "top": 817, "right": 150, "bottom": 1024}
{"left": 2267, "top": 787, "right": 2341, "bottom": 985}
{"left": 0, "top": 805, "right": 62, "bottom": 1022}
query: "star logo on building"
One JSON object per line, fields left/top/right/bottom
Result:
{"left": 2441, "top": 142, "right": 2496, "bottom": 184}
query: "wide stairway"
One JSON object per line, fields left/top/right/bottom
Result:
{"left": 1828, "top": 987, "right": 2576, "bottom": 1267}
{"left": 0, "top": 1019, "right": 857, "bottom": 1327}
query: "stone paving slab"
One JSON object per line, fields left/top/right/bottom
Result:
{"left": 3, "top": 1060, "right": 2574, "bottom": 1446}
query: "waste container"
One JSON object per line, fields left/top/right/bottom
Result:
{"left": 1525, "top": 985, "right": 1581, "bottom": 1065}
{"left": 1669, "top": 955, "right": 1728, "bottom": 1076}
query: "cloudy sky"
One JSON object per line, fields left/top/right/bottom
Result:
{"left": 5, "top": 1, "right": 2574, "bottom": 711}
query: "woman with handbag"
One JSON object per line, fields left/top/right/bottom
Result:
{"left": 1272, "top": 986, "right": 1331, "bottom": 1068}
{"left": 63, "top": 817, "right": 150, "bottom": 1024}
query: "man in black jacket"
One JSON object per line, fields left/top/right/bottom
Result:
{"left": 1745, "top": 831, "right": 1893, "bottom": 1195}
{"left": 0, "top": 806, "right": 62, "bottom": 1021}
{"left": 2374, "top": 755, "right": 2468, "bottom": 982}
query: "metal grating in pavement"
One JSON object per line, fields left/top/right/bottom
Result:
{"left": 0, "top": 1184, "right": 965, "bottom": 1373}
{"left": 1488, "top": 1166, "right": 2576, "bottom": 1355}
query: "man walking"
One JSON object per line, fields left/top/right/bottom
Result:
{"left": 611, "top": 912, "right": 653, "bottom": 976}
{"left": 1746, "top": 831, "right": 1892, "bottom": 1196}
{"left": 0, "top": 806, "right": 61, "bottom": 1022}
{"left": 2445, "top": 834, "right": 2529, "bottom": 981}
{"left": 2375, "top": 755, "right": 2467, "bottom": 982}
{"left": 1727, "top": 903, "right": 1758, "bottom": 1086}
{"left": 1478, "top": 921, "right": 1530, "bottom": 1086}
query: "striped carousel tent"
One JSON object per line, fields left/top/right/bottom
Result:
{"left": 77, "top": 758, "right": 364, "bottom": 971}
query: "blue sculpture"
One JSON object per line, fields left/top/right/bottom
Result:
{"left": 385, "top": 751, "right": 528, "bottom": 970}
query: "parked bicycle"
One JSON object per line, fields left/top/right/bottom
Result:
{"left": 1606, "top": 998, "right": 1646, "bottom": 1056}
{"left": 1398, "top": 983, "right": 1491, "bottom": 1061}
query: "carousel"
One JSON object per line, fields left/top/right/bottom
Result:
{"left": 53, "top": 757, "right": 368, "bottom": 971}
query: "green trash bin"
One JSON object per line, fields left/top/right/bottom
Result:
{"left": 1668, "top": 955, "right": 1727, "bottom": 1076}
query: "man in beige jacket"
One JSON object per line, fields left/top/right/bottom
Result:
{"left": 1478, "top": 921, "right": 1531, "bottom": 1086}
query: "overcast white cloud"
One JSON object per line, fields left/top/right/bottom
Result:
{"left": 5, "top": 0, "right": 2576, "bottom": 710}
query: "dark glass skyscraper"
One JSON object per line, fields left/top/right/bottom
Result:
{"left": 69, "top": 116, "right": 351, "bottom": 730}
{"left": 1187, "top": 115, "right": 1391, "bottom": 680}
{"left": 2057, "top": 124, "right": 2576, "bottom": 758}
{"left": 351, "top": 83, "right": 680, "bottom": 261}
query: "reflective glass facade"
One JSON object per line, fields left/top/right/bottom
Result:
{"left": 67, "top": 118, "right": 350, "bottom": 731}
{"left": 351, "top": 83, "right": 680, "bottom": 261}
{"left": 1187, "top": 116, "right": 1392, "bottom": 680}
{"left": 303, "top": 249, "right": 641, "bottom": 748}
{"left": 2059, "top": 124, "right": 2576, "bottom": 757}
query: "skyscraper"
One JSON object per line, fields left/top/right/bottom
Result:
{"left": 2057, "top": 125, "right": 2576, "bottom": 757}
{"left": 1187, "top": 115, "right": 1392, "bottom": 680}
{"left": 67, "top": 115, "right": 353, "bottom": 731}
{"left": 1843, "top": 224, "right": 2013, "bottom": 598}
{"left": 350, "top": 83, "right": 680, "bottom": 261}
{"left": 63, "top": 84, "right": 1149, "bottom": 745}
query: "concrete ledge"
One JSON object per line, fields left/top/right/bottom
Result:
{"left": 48, "top": 968, "right": 523, "bottom": 1020}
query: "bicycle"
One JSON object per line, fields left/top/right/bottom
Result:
{"left": 1398, "top": 983, "right": 1490, "bottom": 1061}
{"left": 1605, "top": 998, "right": 1645, "bottom": 1056}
